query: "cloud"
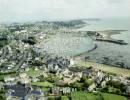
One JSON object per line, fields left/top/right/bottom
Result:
{"left": 0, "top": 0, "right": 130, "bottom": 22}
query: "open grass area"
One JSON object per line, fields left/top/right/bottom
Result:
{"left": 41, "top": 87, "right": 50, "bottom": 92}
{"left": 71, "top": 92, "right": 96, "bottom": 100}
{"left": 31, "top": 81, "right": 54, "bottom": 87}
{"left": 71, "top": 92, "right": 127, "bottom": 100}
{"left": 0, "top": 75, "right": 6, "bottom": 81}
{"left": 76, "top": 61, "right": 130, "bottom": 77}
{"left": 0, "top": 72, "right": 16, "bottom": 81}
{"left": 26, "top": 68, "right": 43, "bottom": 77}
{"left": 102, "top": 93, "right": 127, "bottom": 100}
{"left": 61, "top": 96, "right": 69, "bottom": 100}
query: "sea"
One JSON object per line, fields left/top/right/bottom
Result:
{"left": 77, "top": 17, "right": 130, "bottom": 68}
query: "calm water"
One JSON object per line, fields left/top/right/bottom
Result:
{"left": 43, "top": 34, "right": 95, "bottom": 56}
{"left": 43, "top": 17, "right": 130, "bottom": 67}
{"left": 78, "top": 17, "right": 130, "bottom": 68}
{"left": 79, "top": 17, "right": 130, "bottom": 31}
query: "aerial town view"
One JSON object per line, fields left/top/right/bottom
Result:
{"left": 0, "top": 0, "right": 130, "bottom": 100}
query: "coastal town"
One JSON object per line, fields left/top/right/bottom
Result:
{"left": 0, "top": 20, "right": 130, "bottom": 100}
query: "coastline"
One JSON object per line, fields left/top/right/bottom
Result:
{"left": 99, "top": 29, "right": 128, "bottom": 42}
{"left": 74, "top": 44, "right": 97, "bottom": 57}
{"left": 74, "top": 30, "right": 129, "bottom": 69}
{"left": 37, "top": 29, "right": 130, "bottom": 70}
{"left": 76, "top": 60, "right": 130, "bottom": 77}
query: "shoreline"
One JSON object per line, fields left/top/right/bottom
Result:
{"left": 95, "top": 30, "right": 128, "bottom": 45}
{"left": 37, "top": 30, "right": 129, "bottom": 70}
{"left": 74, "top": 44, "right": 97, "bottom": 57}
{"left": 76, "top": 60, "right": 130, "bottom": 77}
{"left": 74, "top": 30, "right": 129, "bottom": 69}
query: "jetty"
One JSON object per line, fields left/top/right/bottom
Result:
{"left": 96, "top": 38, "right": 128, "bottom": 45}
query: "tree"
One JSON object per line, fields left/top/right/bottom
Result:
{"left": 85, "top": 78, "right": 93, "bottom": 86}
{"left": 0, "top": 90, "right": 6, "bottom": 100}
{"left": 96, "top": 94, "right": 104, "bottom": 100}
{"left": 22, "top": 36, "right": 37, "bottom": 45}
{"left": 32, "top": 60, "right": 43, "bottom": 66}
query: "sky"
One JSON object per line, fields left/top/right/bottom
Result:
{"left": 0, "top": 0, "right": 130, "bottom": 23}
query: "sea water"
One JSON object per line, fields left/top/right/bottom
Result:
{"left": 79, "top": 17, "right": 130, "bottom": 67}
{"left": 43, "top": 34, "right": 95, "bottom": 56}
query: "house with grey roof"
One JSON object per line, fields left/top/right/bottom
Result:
{"left": 4, "top": 84, "right": 45, "bottom": 100}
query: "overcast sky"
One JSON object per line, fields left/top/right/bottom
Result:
{"left": 0, "top": 0, "right": 130, "bottom": 22}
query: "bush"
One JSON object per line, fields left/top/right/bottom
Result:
{"left": 32, "top": 60, "right": 43, "bottom": 66}
{"left": 22, "top": 39, "right": 36, "bottom": 45}
{"left": 0, "top": 40, "right": 8, "bottom": 48}
{"left": 0, "top": 95, "right": 6, "bottom": 100}
{"left": 48, "top": 96, "right": 61, "bottom": 100}
{"left": 0, "top": 90, "right": 6, "bottom": 100}
{"left": 71, "top": 82, "right": 84, "bottom": 90}
{"left": 22, "top": 36, "right": 36, "bottom": 45}
{"left": 85, "top": 78, "right": 94, "bottom": 86}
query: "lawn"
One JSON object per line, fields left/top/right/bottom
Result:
{"left": 47, "top": 96, "right": 69, "bottom": 100}
{"left": 71, "top": 92, "right": 96, "bottom": 100}
{"left": 41, "top": 87, "right": 50, "bottom": 92}
{"left": 0, "top": 72, "right": 16, "bottom": 81}
{"left": 102, "top": 93, "right": 127, "bottom": 100}
{"left": 0, "top": 75, "right": 6, "bottom": 81}
{"left": 26, "top": 68, "right": 43, "bottom": 77}
{"left": 71, "top": 92, "right": 127, "bottom": 100}
{"left": 61, "top": 96, "right": 69, "bottom": 100}
{"left": 31, "top": 81, "right": 54, "bottom": 87}
{"left": 77, "top": 61, "right": 130, "bottom": 77}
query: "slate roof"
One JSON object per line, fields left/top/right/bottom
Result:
{"left": 31, "top": 90, "right": 43, "bottom": 95}
{"left": 5, "top": 84, "right": 31, "bottom": 97}
{"left": 5, "top": 84, "right": 45, "bottom": 100}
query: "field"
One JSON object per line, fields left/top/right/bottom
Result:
{"left": 0, "top": 72, "right": 16, "bottom": 81}
{"left": 61, "top": 96, "right": 69, "bottom": 100}
{"left": 26, "top": 68, "right": 43, "bottom": 77}
{"left": 71, "top": 92, "right": 127, "bottom": 100}
{"left": 31, "top": 81, "right": 54, "bottom": 87}
{"left": 76, "top": 61, "right": 130, "bottom": 77}
{"left": 102, "top": 93, "right": 127, "bottom": 100}
{"left": 71, "top": 92, "right": 96, "bottom": 100}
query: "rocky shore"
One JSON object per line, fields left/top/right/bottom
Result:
{"left": 95, "top": 30, "right": 128, "bottom": 45}
{"left": 75, "top": 30, "right": 130, "bottom": 69}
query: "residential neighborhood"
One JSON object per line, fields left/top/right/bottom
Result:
{"left": 0, "top": 20, "right": 130, "bottom": 100}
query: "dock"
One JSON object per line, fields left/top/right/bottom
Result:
{"left": 96, "top": 38, "right": 128, "bottom": 45}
